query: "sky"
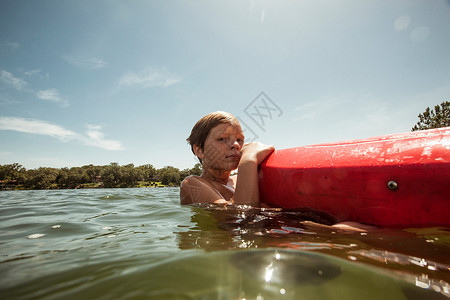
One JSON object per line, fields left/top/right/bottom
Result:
{"left": 1, "top": 0, "right": 450, "bottom": 171}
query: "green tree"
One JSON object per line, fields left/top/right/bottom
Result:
{"left": 24, "top": 167, "right": 58, "bottom": 189}
{"left": 0, "top": 163, "right": 26, "bottom": 182}
{"left": 137, "top": 164, "right": 156, "bottom": 182}
{"left": 158, "top": 166, "right": 181, "bottom": 185}
{"left": 179, "top": 163, "right": 203, "bottom": 182}
{"left": 1, "top": 162, "right": 191, "bottom": 189}
{"left": 190, "top": 163, "right": 202, "bottom": 176}
{"left": 412, "top": 101, "right": 450, "bottom": 131}
{"left": 180, "top": 168, "right": 191, "bottom": 182}
{"left": 83, "top": 164, "right": 102, "bottom": 183}
{"left": 101, "top": 163, "right": 122, "bottom": 188}
{"left": 121, "top": 163, "right": 140, "bottom": 187}
{"left": 57, "top": 167, "right": 89, "bottom": 188}
{"left": 56, "top": 168, "right": 70, "bottom": 188}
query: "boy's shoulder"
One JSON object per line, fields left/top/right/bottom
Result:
{"left": 180, "top": 175, "right": 230, "bottom": 205}
{"left": 180, "top": 176, "right": 205, "bottom": 205}
{"left": 181, "top": 175, "right": 203, "bottom": 187}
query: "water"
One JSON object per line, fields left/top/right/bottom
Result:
{"left": 0, "top": 188, "right": 449, "bottom": 299}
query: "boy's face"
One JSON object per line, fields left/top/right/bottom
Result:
{"left": 196, "top": 123, "right": 244, "bottom": 172}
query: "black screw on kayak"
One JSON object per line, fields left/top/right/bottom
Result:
{"left": 387, "top": 180, "right": 398, "bottom": 191}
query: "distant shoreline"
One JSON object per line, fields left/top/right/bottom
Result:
{"left": 0, "top": 181, "right": 179, "bottom": 191}
{"left": 0, "top": 162, "right": 201, "bottom": 191}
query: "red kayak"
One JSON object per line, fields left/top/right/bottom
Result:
{"left": 259, "top": 127, "right": 450, "bottom": 227}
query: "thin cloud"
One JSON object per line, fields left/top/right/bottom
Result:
{"left": 83, "top": 124, "right": 123, "bottom": 150}
{"left": 23, "top": 69, "right": 50, "bottom": 80}
{"left": 24, "top": 69, "right": 41, "bottom": 76}
{"left": 0, "top": 70, "right": 27, "bottom": 90}
{"left": 36, "top": 89, "right": 69, "bottom": 106}
{"left": 1, "top": 41, "right": 20, "bottom": 51}
{"left": 0, "top": 117, "right": 77, "bottom": 141}
{"left": 8, "top": 42, "right": 20, "bottom": 50}
{"left": 0, "top": 117, "right": 123, "bottom": 151}
{"left": 293, "top": 97, "right": 345, "bottom": 121}
{"left": 63, "top": 55, "right": 107, "bottom": 70}
{"left": 394, "top": 15, "right": 411, "bottom": 31}
{"left": 119, "top": 68, "right": 181, "bottom": 88}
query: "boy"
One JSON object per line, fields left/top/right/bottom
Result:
{"left": 180, "top": 111, "right": 274, "bottom": 205}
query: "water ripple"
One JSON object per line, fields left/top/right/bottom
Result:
{"left": 0, "top": 188, "right": 449, "bottom": 299}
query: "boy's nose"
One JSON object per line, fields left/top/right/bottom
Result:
{"left": 230, "top": 139, "right": 240, "bottom": 149}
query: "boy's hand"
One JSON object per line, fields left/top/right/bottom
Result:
{"left": 240, "top": 142, "right": 275, "bottom": 165}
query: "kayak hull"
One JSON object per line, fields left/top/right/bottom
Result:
{"left": 258, "top": 127, "right": 450, "bottom": 227}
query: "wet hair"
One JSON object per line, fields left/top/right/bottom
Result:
{"left": 187, "top": 111, "right": 241, "bottom": 163}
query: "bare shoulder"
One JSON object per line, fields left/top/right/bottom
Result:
{"left": 181, "top": 175, "right": 202, "bottom": 186}
{"left": 180, "top": 176, "right": 228, "bottom": 205}
{"left": 180, "top": 176, "right": 202, "bottom": 205}
{"left": 181, "top": 175, "right": 208, "bottom": 190}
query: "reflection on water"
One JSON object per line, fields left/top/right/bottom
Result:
{"left": 0, "top": 189, "right": 449, "bottom": 299}
{"left": 229, "top": 250, "right": 342, "bottom": 285}
{"left": 177, "top": 203, "right": 450, "bottom": 299}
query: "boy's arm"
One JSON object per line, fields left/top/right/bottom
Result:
{"left": 233, "top": 142, "right": 274, "bottom": 206}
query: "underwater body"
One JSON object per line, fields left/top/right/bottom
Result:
{"left": 0, "top": 188, "right": 449, "bottom": 299}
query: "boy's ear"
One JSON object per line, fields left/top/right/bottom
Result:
{"left": 193, "top": 144, "right": 205, "bottom": 160}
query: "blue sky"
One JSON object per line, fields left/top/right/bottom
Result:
{"left": 1, "top": 0, "right": 449, "bottom": 170}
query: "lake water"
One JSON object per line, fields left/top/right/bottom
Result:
{"left": 0, "top": 188, "right": 449, "bottom": 300}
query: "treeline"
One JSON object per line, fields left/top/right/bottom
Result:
{"left": 0, "top": 163, "right": 202, "bottom": 190}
